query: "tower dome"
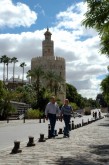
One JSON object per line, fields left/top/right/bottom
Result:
{"left": 44, "top": 27, "right": 52, "bottom": 36}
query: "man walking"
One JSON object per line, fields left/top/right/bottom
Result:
{"left": 45, "top": 96, "right": 60, "bottom": 138}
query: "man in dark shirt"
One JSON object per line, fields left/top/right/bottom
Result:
{"left": 61, "top": 99, "right": 73, "bottom": 137}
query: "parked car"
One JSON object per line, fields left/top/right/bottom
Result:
{"left": 72, "top": 112, "right": 83, "bottom": 118}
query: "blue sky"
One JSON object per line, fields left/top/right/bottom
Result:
{"left": 1, "top": 0, "right": 82, "bottom": 33}
{"left": 0, "top": 0, "right": 108, "bottom": 99}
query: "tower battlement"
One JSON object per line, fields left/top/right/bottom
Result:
{"left": 32, "top": 56, "right": 65, "bottom": 62}
{"left": 55, "top": 56, "right": 65, "bottom": 62}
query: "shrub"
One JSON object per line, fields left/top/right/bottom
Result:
{"left": 70, "top": 102, "right": 78, "bottom": 111}
{"left": 84, "top": 109, "right": 91, "bottom": 115}
{"left": 26, "top": 108, "right": 44, "bottom": 119}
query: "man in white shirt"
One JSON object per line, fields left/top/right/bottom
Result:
{"left": 45, "top": 96, "right": 60, "bottom": 138}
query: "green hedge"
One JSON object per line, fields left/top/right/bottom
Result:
{"left": 26, "top": 108, "right": 44, "bottom": 119}
{"left": 84, "top": 109, "right": 91, "bottom": 115}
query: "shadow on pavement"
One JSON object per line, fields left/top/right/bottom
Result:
{"left": 45, "top": 137, "right": 63, "bottom": 141}
{"left": 89, "top": 144, "right": 109, "bottom": 163}
{"left": 98, "top": 123, "right": 109, "bottom": 127}
{"left": 104, "top": 119, "right": 109, "bottom": 122}
{"left": 90, "top": 144, "right": 109, "bottom": 155}
{"left": 55, "top": 145, "right": 109, "bottom": 165}
{"left": 55, "top": 157, "right": 99, "bottom": 165}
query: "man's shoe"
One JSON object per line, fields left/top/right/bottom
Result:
{"left": 63, "top": 135, "right": 67, "bottom": 138}
{"left": 49, "top": 134, "right": 55, "bottom": 138}
{"left": 66, "top": 134, "right": 70, "bottom": 137}
{"left": 52, "top": 135, "right": 55, "bottom": 138}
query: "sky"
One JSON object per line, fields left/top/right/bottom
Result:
{"left": 0, "top": 0, "right": 108, "bottom": 100}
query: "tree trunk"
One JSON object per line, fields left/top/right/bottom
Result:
{"left": 3, "top": 63, "right": 5, "bottom": 82}
{"left": 13, "top": 62, "right": 15, "bottom": 84}
{"left": 7, "top": 63, "right": 8, "bottom": 82}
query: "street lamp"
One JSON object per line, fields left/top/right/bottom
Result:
{"left": 5, "top": 81, "right": 8, "bottom": 90}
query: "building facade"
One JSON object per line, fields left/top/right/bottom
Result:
{"left": 31, "top": 28, "right": 66, "bottom": 101}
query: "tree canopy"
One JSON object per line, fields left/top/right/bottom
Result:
{"left": 82, "top": 0, "right": 109, "bottom": 56}
{"left": 66, "top": 83, "right": 85, "bottom": 108}
{"left": 100, "top": 75, "right": 109, "bottom": 106}
{"left": 0, "top": 81, "right": 16, "bottom": 119}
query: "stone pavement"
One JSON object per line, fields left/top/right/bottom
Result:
{"left": 0, "top": 117, "right": 109, "bottom": 165}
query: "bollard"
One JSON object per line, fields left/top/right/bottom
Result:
{"left": 60, "top": 117, "right": 62, "bottom": 122}
{"left": 79, "top": 123, "right": 81, "bottom": 127}
{"left": 23, "top": 116, "right": 25, "bottom": 123}
{"left": 23, "top": 110, "right": 26, "bottom": 123}
{"left": 27, "top": 136, "right": 35, "bottom": 147}
{"left": 10, "top": 141, "right": 22, "bottom": 154}
{"left": 54, "top": 130, "right": 58, "bottom": 136}
{"left": 48, "top": 124, "right": 51, "bottom": 138}
{"left": 82, "top": 119, "right": 84, "bottom": 126}
{"left": 58, "top": 128, "right": 63, "bottom": 134}
{"left": 43, "top": 118, "right": 45, "bottom": 123}
{"left": 7, "top": 117, "right": 9, "bottom": 123}
{"left": 72, "top": 121, "right": 74, "bottom": 130}
{"left": 38, "top": 134, "right": 46, "bottom": 142}
{"left": 88, "top": 119, "right": 90, "bottom": 124}
{"left": 69, "top": 122, "right": 72, "bottom": 131}
{"left": 84, "top": 122, "right": 87, "bottom": 125}
{"left": 39, "top": 118, "right": 41, "bottom": 123}
{"left": 75, "top": 125, "right": 77, "bottom": 129}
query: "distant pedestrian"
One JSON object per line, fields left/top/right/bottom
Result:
{"left": 98, "top": 111, "right": 101, "bottom": 118}
{"left": 93, "top": 111, "right": 95, "bottom": 118}
{"left": 60, "top": 99, "right": 73, "bottom": 138}
{"left": 45, "top": 96, "right": 60, "bottom": 138}
{"left": 95, "top": 112, "right": 97, "bottom": 120}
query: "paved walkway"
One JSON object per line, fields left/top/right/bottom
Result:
{"left": 0, "top": 116, "right": 109, "bottom": 165}
{"left": 0, "top": 116, "right": 92, "bottom": 151}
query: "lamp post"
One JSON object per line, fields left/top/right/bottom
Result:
{"left": 5, "top": 81, "right": 8, "bottom": 90}
{"left": 23, "top": 107, "right": 25, "bottom": 123}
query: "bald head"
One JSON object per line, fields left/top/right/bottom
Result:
{"left": 50, "top": 96, "right": 56, "bottom": 104}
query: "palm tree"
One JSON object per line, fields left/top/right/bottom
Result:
{"left": 0, "top": 57, "right": 2, "bottom": 78}
{"left": 26, "top": 70, "right": 31, "bottom": 83}
{"left": 0, "top": 55, "right": 8, "bottom": 82}
{"left": 44, "top": 71, "right": 56, "bottom": 93}
{"left": 44, "top": 70, "right": 64, "bottom": 96}
{"left": 5, "top": 57, "right": 11, "bottom": 82}
{"left": 11, "top": 57, "right": 18, "bottom": 84}
{"left": 27, "top": 66, "right": 44, "bottom": 98}
{"left": 0, "top": 80, "right": 16, "bottom": 119}
{"left": 20, "top": 62, "right": 26, "bottom": 83}
{"left": 53, "top": 74, "right": 64, "bottom": 96}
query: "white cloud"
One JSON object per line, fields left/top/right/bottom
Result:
{"left": 0, "top": 1, "right": 108, "bottom": 100}
{"left": 34, "top": 3, "right": 45, "bottom": 16}
{"left": 0, "top": 0, "right": 37, "bottom": 28}
{"left": 56, "top": 2, "right": 86, "bottom": 30}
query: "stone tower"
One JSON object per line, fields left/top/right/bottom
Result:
{"left": 31, "top": 28, "right": 66, "bottom": 101}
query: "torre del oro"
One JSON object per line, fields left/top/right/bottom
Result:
{"left": 31, "top": 28, "right": 66, "bottom": 101}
